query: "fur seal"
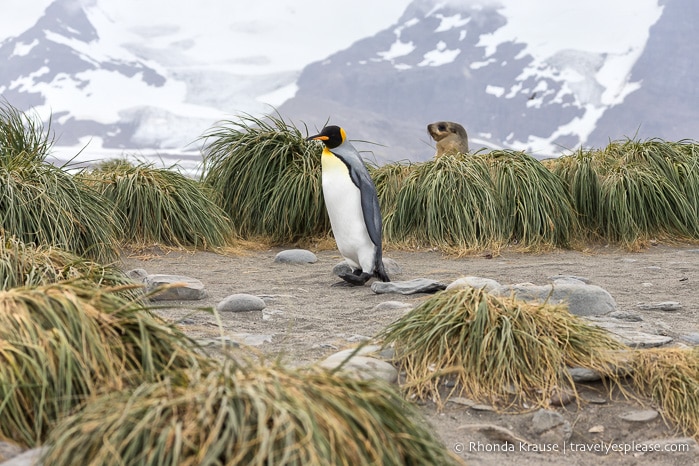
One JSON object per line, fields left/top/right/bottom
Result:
{"left": 427, "top": 121, "right": 469, "bottom": 157}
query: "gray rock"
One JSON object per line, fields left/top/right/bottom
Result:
{"left": 382, "top": 258, "right": 403, "bottom": 276}
{"left": 567, "top": 366, "right": 602, "bottom": 383}
{"left": 0, "top": 447, "right": 47, "bottom": 466}
{"left": 491, "top": 282, "right": 616, "bottom": 316}
{"left": 619, "top": 409, "right": 659, "bottom": 422}
{"left": 470, "top": 404, "right": 495, "bottom": 411}
{"left": 608, "top": 310, "right": 643, "bottom": 322}
{"left": 587, "top": 318, "right": 673, "bottom": 348}
{"left": 144, "top": 274, "right": 206, "bottom": 301}
{"left": 372, "top": 301, "right": 414, "bottom": 313}
{"left": 332, "top": 261, "right": 353, "bottom": 276}
{"left": 531, "top": 409, "right": 566, "bottom": 434}
{"left": 371, "top": 278, "right": 446, "bottom": 295}
{"left": 552, "top": 277, "right": 587, "bottom": 285}
{"left": 601, "top": 326, "right": 672, "bottom": 347}
{"left": 216, "top": 294, "right": 266, "bottom": 312}
{"left": 548, "top": 274, "right": 591, "bottom": 284}
{"left": 333, "top": 258, "right": 402, "bottom": 277}
{"left": 446, "top": 276, "right": 501, "bottom": 292}
{"left": 637, "top": 301, "right": 682, "bottom": 311}
{"left": 126, "top": 268, "right": 148, "bottom": 282}
{"left": 319, "top": 345, "right": 397, "bottom": 383}
{"left": 274, "top": 249, "right": 317, "bottom": 264}
{"left": 680, "top": 333, "right": 699, "bottom": 345}
{"left": 531, "top": 409, "right": 572, "bottom": 444}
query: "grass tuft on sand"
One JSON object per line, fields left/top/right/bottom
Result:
{"left": 380, "top": 287, "right": 625, "bottom": 410}
{"left": 0, "top": 281, "right": 206, "bottom": 447}
{"left": 629, "top": 347, "right": 699, "bottom": 439}
{"left": 42, "top": 361, "right": 463, "bottom": 466}
{"left": 82, "top": 160, "right": 233, "bottom": 249}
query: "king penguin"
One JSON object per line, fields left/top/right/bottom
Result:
{"left": 306, "top": 125, "right": 390, "bottom": 286}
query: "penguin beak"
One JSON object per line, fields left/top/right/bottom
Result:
{"left": 306, "top": 134, "right": 328, "bottom": 142}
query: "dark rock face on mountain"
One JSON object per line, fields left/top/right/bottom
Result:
{"left": 590, "top": 0, "right": 699, "bottom": 144}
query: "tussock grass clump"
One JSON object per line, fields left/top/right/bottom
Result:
{"left": 82, "top": 160, "right": 232, "bottom": 248}
{"left": 482, "top": 150, "right": 576, "bottom": 249}
{"left": 629, "top": 347, "right": 699, "bottom": 439}
{"left": 551, "top": 139, "right": 699, "bottom": 246}
{"left": 0, "top": 281, "right": 206, "bottom": 446}
{"left": 201, "top": 114, "right": 329, "bottom": 243}
{"left": 0, "top": 236, "right": 136, "bottom": 296}
{"left": 0, "top": 102, "right": 120, "bottom": 262}
{"left": 0, "top": 158, "right": 121, "bottom": 262}
{"left": 0, "top": 100, "right": 52, "bottom": 165}
{"left": 370, "top": 161, "right": 413, "bottom": 217}
{"left": 43, "top": 362, "right": 462, "bottom": 466}
{"left": 385, "top": 154, "right": 503, "bottom": 251}
{"left": 380, "top": 287, "right": 625, "bottom": 409}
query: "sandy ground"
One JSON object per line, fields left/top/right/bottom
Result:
{"left": 121, "top": 243, "right": 699, "bottom": 466}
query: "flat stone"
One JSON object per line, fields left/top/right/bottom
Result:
{"left": 446, "top": 276, "right": 501, "bottom": 292}
{"left": 608, "top": 310, "right": 643, "bottom": 322}
{"left": 274, "top": 249, "right": 317, "bottom": 264}
{"left": 612, "top": 330, "right": 673, "bottom": 348}
{"left": 680, "top": 333, "right": 699, "bottom": 345}
{"left": 583, "top": 395, "right": 608, "bottom": 404}
{"left": 548, "top": 274, "right": 591, "bottom": 284}
{"left": 470, "top": 404, "right": 495, "bottom": 412}
{"left": 585, "top": 319, "right": 673, "bottom": 348}
{"left": 491, "top": 282, "right": 616, "bottom": 317}
{"left": 319, "top": 348, "right": 398, "bottom": 383}
{"left": 144, "top": 274, "right": 206, "bottom": 301}
{"left": 371, "top": 278, "right": 446, "bottom": 295}
{"left": 637, "top": 301, "right": 682, "bottom": 312}
{"left": 567, "top": 366, "right": 602, "bottom": 383}
{"left": 531, "top": 409, "right": 572, "bottom": 444}
{"left": 372, "top": 301, "right": 414, "bottom": 313}
{"left": 531, "top": 409, "right": 566, "bottom": 434}
{"left": 619, "top": 409, "right": 659, "bottom": 423}
{"left": 216, "top": 293, "right": 266, "bottom": 312}
{"left": 324, "top": 345, "right": 382, "bottom": 360}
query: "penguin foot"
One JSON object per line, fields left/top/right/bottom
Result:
{"left": 337, "top": 271, "right": 372, "bottom": 286}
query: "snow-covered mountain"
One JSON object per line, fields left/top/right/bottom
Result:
{"left": 1, "top": 0, "right": 695, "bottom": 166}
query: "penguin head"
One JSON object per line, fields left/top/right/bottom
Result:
{"left": 306, "top": 125, "right": 346, "bottom": 149}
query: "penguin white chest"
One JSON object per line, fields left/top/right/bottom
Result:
{"left": 321, "top": 150, "right": 375, "bottom": 270}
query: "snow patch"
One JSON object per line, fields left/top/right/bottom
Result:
{"left": 418, "top": 41, "right": 461, "bottom": 67}
{"left": 378, "top": 39, "right": 416, "bottom": 60}
{"left": 485, "top": 85, "right": 505, "bottom": 98}
{"left": 12, "top": 39, "right": 39, "bottom": 56}
{"left": 434, "top": 13, "right": 470, "bottom": 32}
